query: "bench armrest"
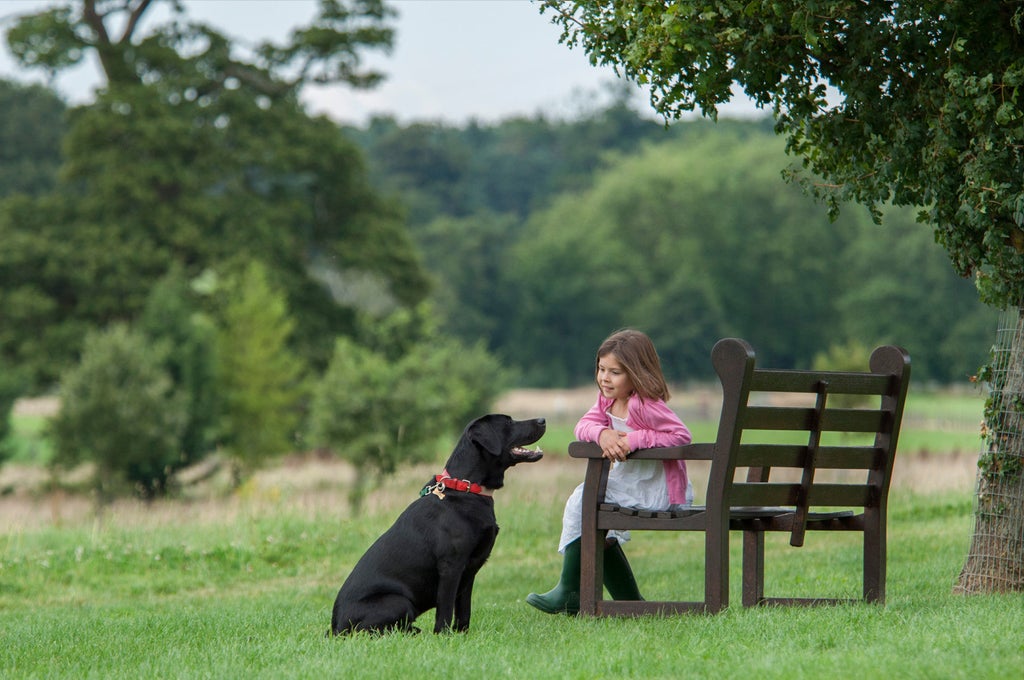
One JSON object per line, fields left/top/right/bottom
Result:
{"left": 568, "top": 441, "right": 715, "bottom": 460}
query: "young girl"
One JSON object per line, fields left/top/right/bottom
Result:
{"left": 526, "top": 329, "right": 692, "bottom": 614}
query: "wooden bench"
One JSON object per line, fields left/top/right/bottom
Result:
{"left": 568, "top": 337, "right": 911, "bottom": 616}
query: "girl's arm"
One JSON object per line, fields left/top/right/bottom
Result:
{"left": 624, "top": 398, "right": 692, "bottom": 451}
{"left": 574, "top": 396, "right": 610, "bottom": 443}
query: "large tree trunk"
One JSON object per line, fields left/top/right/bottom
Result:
{"left": 955, "top": 306, "right": 1024, "bottom": 593}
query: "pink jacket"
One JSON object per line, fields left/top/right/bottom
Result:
{"left": 574, "top": 393, "right": 693, "bottom": 505}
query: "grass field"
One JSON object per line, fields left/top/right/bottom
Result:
{"left": 1, "top": 480, "right": 1021, "bottom": 679}
{"left": 3, "top": 387, "right": 1022, "bottom": 679}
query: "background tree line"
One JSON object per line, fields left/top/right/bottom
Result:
{"left": 0, "top": 1, "right": 996, "bottom": 503}
{"left": 345, "top": 103, "right": 996, "bottom": 386}
{"left": 1, "top": 78, "right": 996, "bottom": 395}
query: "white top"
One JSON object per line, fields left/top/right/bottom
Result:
{"left": 603, "top": 412, "right": 671, "bottom": 511}
{"left": 557, "top": 410, "right": 691, "bottom": 552}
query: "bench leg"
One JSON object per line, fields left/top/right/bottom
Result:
{"left": 579, "top": 529, "right": 603, "bottom": 616}
{"left": 863, "top": 508, "right": 886, "bottom": 603}
{"left": 742, "top": 529, "right": 765, "bottom": 607}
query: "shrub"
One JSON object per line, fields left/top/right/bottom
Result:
{"left": 308, "top": 308, "right": 507, "bottom": 513}
{"left": 813, "top": 340, "right": 874, "bottom": 409}
{"left": 50, "top": 324, "right": 187, "bottom": 501}
{"left": 214, "top": 261, "right": 307, "bottom": 485}
{"left": 138, "top": 264, "right": 221, "bottom": 467}
{"left": 0, "top": 358, "right": 27, "bottom": 464}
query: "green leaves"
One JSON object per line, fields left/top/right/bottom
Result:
{"left": 0, "top": 2, "right": 431, "bottom": 387}
{"left": 307, "top": 306, "right": 506, "bottom": 513}
{"left": 214, "top": 261, "right": 307, "bottom": 481}
{"left": 540, "top": 0, "right": 1024, "bottom": 307}
{"left": 0, "top": 80, "right": 66, "bottom": 199}
{"left": 271, "top": 0, "right": 395, "bottom": 89}
{"left": 51, "top": 324, "right": 188, "bottom": 499}
{"left": 499, "top": 123, "right": 995, "bottom": 384}
{"left": 4, "top": 6, "right": 84, "bottom": 72}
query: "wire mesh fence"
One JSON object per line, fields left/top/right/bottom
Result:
{"left": 956, "top": 306, "right": 1024, "bottom": 592}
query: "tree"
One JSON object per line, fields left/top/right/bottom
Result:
{"left": 50, "top": 323, "right": 187, "bottom": 502}
{"left": 414, "top": 211, "right": 524, "bottom": 352}
{"left": 0, "top": 358, "right": 27, "bottom": 464}
{"left": 307, "top": 304, "right": 506, "bottom": 513}
{"left": 837, "top": 210, "right": 998, "bottom": 383}
{"left": 138, "top": 264, "right": 220, "bottom": 467}
{"left": 5, "top": 0, "right": 395, "bottom": 93}
{"left": 355, "top": 119, "right": 481, "bottom": 224}
{"left": 0, "top": 79, "right": 66, "bottom": 199}
{"left": 1, "top": 0, "right": 431, "bottom": 387}
{"left": 540, "top": 0, "right": 1024, "bottom": 592}
{"left": 502, "top": 130, "right": 887, "bottom": 385}
{"left": 348, "top": 93, "right": 670, "bottom": 228}
{"left": 214, "top": 261, "right": 307, "bottom": 486}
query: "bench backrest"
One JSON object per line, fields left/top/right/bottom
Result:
{"left": 707, "top": 338, "right": 911, "bottom": 546}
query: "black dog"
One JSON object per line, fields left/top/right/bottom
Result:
{"left": 330, "top": 414, "right": 545, "bottom": 635}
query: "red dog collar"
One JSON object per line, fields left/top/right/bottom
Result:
{"left": 427, "top": 470, "right": 492, "bottom": 498}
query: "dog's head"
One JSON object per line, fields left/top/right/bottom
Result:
{"left": 445, "top": 414, "right": 545, "bottom": 490}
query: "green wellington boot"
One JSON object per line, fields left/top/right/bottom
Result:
{"left": 526, "top": 538, "right": 581, "bottom": 614}
{"left": 603, "top": 540, "right": 644, "bottom": 601}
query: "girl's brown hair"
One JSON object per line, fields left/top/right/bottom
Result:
{"left": 595, "top": 329, "right": 671, "bottom": 402}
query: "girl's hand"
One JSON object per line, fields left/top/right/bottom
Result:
{"left": 599, "top": 429, "right": 631, "bottom": 462}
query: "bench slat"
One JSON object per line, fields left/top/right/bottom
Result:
{"left": 743, "top": 406, "right": 889, "bottom": 433}
{"left": 735, "top": 444, "right": 881, "bottom": 469}
{"left": 596, "top": 503, "right": 861, "bottom": 532}
{"left": 736, "top": 513, "right": 864, "bottom": 533}
{"left": 598, "top": 510, "right": 709, "bottom": 532}
{"left": 750, "top": 370, "right": 893, "bottom": 394}
{"left": 569, "top": 442, "right": 715, "bottom": 460}
{"left": 730, "top": 482, "right": 873, "bottom": 508}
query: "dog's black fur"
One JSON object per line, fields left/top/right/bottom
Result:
{"left": 329, "top": 414, "right": 545, "bottom": 635}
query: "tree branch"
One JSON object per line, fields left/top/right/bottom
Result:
{"left": 222, "top": 62, "right": 293, "bottom": 97}
{"left": 120, "top": 0, "right": 154, "bottom": 43}
{"left": 81, "top": 0, "right": 111, "bottom": 46}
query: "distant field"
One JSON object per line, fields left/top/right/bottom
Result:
{"left": 6, "top": 411, "right": 53, "bottom": 464}
{"left": 6, "top": 385, "right": 986, "bottom": 467}
{"left": 1, "top": 386, "right": 985, "bottom": 513}
{"left": 496, "top": 385, "right": 986, "bottom": 457}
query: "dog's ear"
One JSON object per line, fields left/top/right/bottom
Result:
{"left": 468, "top": 414, "right": 506, "bottom": 457}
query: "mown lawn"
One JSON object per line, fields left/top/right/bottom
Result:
{"left": 3, "top": 387, "right": 1016, "bottom": 679}
{"left": 1, "top": 482, "right": 1021, "bottom": 679}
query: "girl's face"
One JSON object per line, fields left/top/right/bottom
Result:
{"left": 597, "top": 352, "right": 634, "bottom": 402}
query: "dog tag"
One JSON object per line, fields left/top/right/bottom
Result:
{"left": 431, "top": 484, "right": 446, "bottom": 500}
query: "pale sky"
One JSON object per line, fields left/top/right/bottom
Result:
{"left": 0, "top": 0, "right": 761, "bottom": 124}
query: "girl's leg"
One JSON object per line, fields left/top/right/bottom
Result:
{"left": 528, "top": 483, "right": 643, "bottom": 614}
{"left": 528, "top": 485, "right": 585, "bottom": 614}
{"left": 557, "top": 483, "right": 585, "bottom": 552}
{"left": 525, "top": 538, "right": 581, "bottom": 615}
{"left": 603, "top": 537, "right": 643, "bottom": 601}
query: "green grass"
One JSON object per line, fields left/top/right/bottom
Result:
{"left": 1, "top": 488, "right": 1021, "bottom": 679}
{"left": 5, "top": 413, "right": 53, "bottom": 464}
{"left": 0, "top": 388, "right": 1008, "bottom": 678}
